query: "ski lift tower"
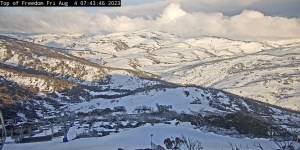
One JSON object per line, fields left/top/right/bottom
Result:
{"left": 0, "top": 110, "right": 7, "bottom": 150}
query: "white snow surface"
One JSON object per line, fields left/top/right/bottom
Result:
{"left": 69, "top": 87, "right": 222, "bottom": 114}
{"left": 5, "top": 122, "right": 296, "bottom": 150}
{"left": 3, "top": 31, "right": 299, "bottom": 110}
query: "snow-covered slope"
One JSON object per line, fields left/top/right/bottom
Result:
{"left": 0, "top": 35, "right": 164, "bottom": 120}
{"left": 0, "top": 33, "right": 298, "bottom": 121}
{"left": 5, "top": 31, "right": 299, "bottom": 110}
{"left": 0, "top": 35, "right": 161, "bottom": 91}
{"left": 6, "top": 122, "right": 297, "bottom": 150}
{"left": 1, "top": 32, "right": 300, "bottom": 149}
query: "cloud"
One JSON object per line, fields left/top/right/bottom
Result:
{"left": 0, "top": 3, "right": 300, "bottom": 40}
{"left": 118, "top": 0, "right": 299, "bottom": 18}
{"left": 160, "top": 3, "right": 187, "bottom": 21}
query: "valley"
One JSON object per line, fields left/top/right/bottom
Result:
{"left": 0, "top": 31, "right": 300, "bottom": 150}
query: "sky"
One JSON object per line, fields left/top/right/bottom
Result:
{"left": 0, "top": 0, "right": 300, "bottom": 40}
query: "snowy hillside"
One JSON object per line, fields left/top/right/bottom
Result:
{"left": 7, "top": 122, "right": 299, "bottom": 150}
{"left": 4, "top": 31, "right": 299, "bottom": 111}
{"left": 1, "top": 32, "right": 300, "bottom": 150}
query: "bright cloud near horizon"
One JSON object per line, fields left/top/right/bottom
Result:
{"left": 0, "top": 0, "right": 300, "bottom": 40}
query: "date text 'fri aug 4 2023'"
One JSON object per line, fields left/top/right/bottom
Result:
{"left": 0, "top": 0, "right": 121, "bottom": 7}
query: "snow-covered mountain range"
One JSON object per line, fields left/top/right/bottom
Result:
{"left": 1, "top": 31, "right": 300, "bottom": 150}
{"left": 3, "top": 31, "right": 299, "bottom": 111}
